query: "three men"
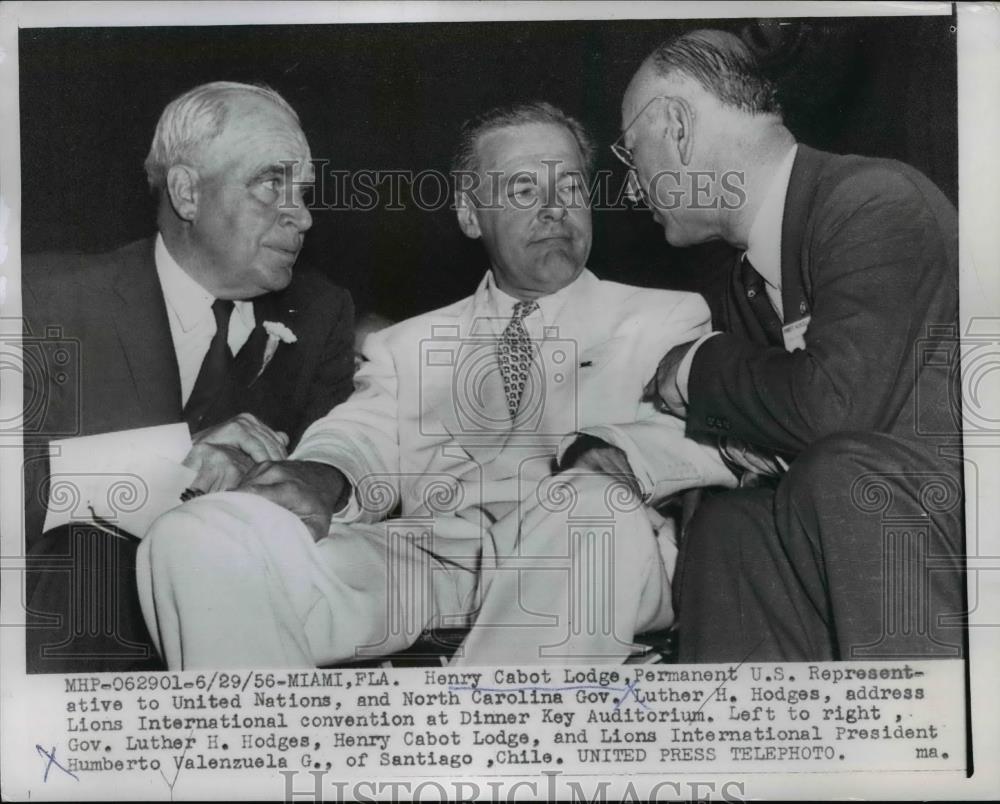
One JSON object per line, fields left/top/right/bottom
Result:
{"left": 136, "top": 102, "right": 735, "bottom": 668}
{"left": 616, "top": 30, "right": 963, "bottom": 661}
{"left": 24, "top": 82, "right": 356, "bottom": 672}
{"left": 29, "top": 31, "right": 966, "bottom": 671}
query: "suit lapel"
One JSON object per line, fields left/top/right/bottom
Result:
{"left": 235, "top": 292, "right": 279, "bottom": 388}
{"left": 726, "top": 146, "right": 825, "bottom": 345}
{"left": 533, "top": 270, "right": 609, "bottom": 436}
{"left": 435, "top": 276, "right": 512, "bottom": 465}
{"left": 109, "top": 239, "right": 184, "bottom": 422}
{"left": 780, "top": 144, "right": 823, "bottom": 325}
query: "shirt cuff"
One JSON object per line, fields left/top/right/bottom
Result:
{"left": 288, "top": 456, "right": 363, "bottom": 525}
{"left": 556, "top": 422, "right": 736, "bottom": 507}
{"left": 676, "top": 332, "right": 721, "bottom": 403}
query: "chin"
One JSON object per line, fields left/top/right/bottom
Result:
{"left": 539, "top": 253, "right": 584, "bottom": 285}
{"left": 661, "top": 226, "right": 706, "bottom": 249}
{"left": 260, "top": 262, "right": 295, "bottom": 292}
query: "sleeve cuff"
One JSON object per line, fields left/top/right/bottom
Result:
{"left": 676, "top": 331, "right": 721, "bottom": 403}
{"left": 557, "top": 421, "right": 737, "bottom": 507}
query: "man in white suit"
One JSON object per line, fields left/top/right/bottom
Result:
{"left": 137, "top": 102, "right": 736, "bottom": 668}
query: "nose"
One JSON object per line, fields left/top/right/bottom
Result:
{"left": 283, "top": 187, "right": 313, "bottom": 233}
{"left": 538, "top": 185, "right": 568, "bottom": 222}
{"left": 624, "top": 170, "right": 646, "bottom": 206}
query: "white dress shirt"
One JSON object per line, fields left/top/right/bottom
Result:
{"left": 744, "top": 143, "right": 798, "bottom": 320}
{"left": 154, "top": 234, "right": 255, "bottom": 405}
{"left": 676, "top": 143, "right": 799, "bottom": 399}
{"left": 483, "top": 269, "right": 575, "bottom": 339}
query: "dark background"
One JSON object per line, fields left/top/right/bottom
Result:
{"left": 19, "top": 14, "right": 957, "bottom": 324}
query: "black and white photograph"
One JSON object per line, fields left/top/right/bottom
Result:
{"left": 1, "top": 1, "right": 997, "bottom": 800}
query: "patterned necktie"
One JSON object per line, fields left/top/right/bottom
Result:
{"left": 183, "top": 299, "right": 235, "bottom": 431}
{"left": 497, "top": 299, "right": 539, "bottom": 418}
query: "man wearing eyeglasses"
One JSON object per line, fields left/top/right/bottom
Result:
{"left": 600, "top": 29, "right": 963, "bottom": 663}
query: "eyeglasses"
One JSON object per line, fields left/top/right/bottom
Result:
{"left": 610, "top": 94, "right": 675, "bottom": 171}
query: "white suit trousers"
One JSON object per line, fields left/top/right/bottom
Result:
{"left": 137, "top": 474, "right": 676, "bottom": 669}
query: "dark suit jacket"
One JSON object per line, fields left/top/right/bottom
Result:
{"left": 686, "top": 145, "right": 959, "bottom": 461}
{"left": 22, "top": 237, "right": 356, "bottom": 547}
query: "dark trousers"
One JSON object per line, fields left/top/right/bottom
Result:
{"left": 26, "top": 523, "right": 164, "bottom": 673}
{"left": 674, "top": 432, "right": 966, "bottom": 662}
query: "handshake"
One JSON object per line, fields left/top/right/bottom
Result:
{"left": 183, "top": 412, "right": 350, "bottom": 542}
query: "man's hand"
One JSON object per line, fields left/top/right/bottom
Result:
{"left": 559, "top": 435, "right": 642, "bottom": 497}
{"left": 642, "top": 340, "right": 695, "bottom": 417}
{"left": 237, "top": 460, "right": 349, "bottom": 542}
{"left": 183, "top": 413, "right": 290, "bottom": 493}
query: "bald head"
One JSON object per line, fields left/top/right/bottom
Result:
{"left": 643, "top": 29, "right": 781, "bottom": 117}
{"left": 619, "top": 29, "right": 794, "bottom": 248}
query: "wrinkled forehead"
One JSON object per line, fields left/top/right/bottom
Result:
{"left": 476, "top": 122, "right": 585, "bottom": 182}
{"left": 201, "top": 96, "right": 313, "bottom": 177}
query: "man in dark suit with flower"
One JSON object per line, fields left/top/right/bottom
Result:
{"left": 23, "top": 81, "right": 355, "bottom": 673}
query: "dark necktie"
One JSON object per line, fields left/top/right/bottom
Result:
{"left": 740, "top": 255, "right": 784, "bottom": 346}
{"left": 497, "top": 300, "right": 539, "bottom": 418}
{"left": 183, "top": 299, "right": 235, "bottom": 432}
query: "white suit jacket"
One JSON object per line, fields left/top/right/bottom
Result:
{"left": 293, "top": 269, "right": 735, "bottom": 538}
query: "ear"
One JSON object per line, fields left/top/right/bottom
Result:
{"left": 454, "top": 190, "right": 482, "bottom": 240}
{"left": 663, "top": 97, "right": 695, "bottom": 166}
{"left": 165, "top": 164, "right": 200, "bottom": 222}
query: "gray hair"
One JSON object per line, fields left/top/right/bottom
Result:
{"left": 451, "top": 101, "right": 597, "bottom": 183}
{"left": 144, "top": 81, "right": 300, "bottom": 190}
{"left": 648, "top": 29, "right": 781, "bottom": 116}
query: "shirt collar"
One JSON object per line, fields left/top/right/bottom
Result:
{"left": 745, "top": 143, "right": 798, "bottom": 291}
{"left": 154, "top": 233, "right": 255, "bottom": 332}
{"left": 484, "top": 269, "right": 581, "bottom": 325}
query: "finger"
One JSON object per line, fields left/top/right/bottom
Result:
{"left": 209, "top": 414, "right": 288, "bottom": 461}
{"left": 181, "top": 445, "right": 204, "bottom": 471}
{"left": 190, "top": 462, "right": 222, "bottom": 494}
{"left": 238, "top": 460, "right": 277, "bottom": 487}
{"left": 237, "top": 413, "right": 289, "bottom": 461}
{"left": 241, "top": 481, "right": 330, "bottom": 541}
{"left": 641, "top": 374, "right": 659, "bottom": 403}
{"left": 227, "top": 424, "right": 287, "bottom": 463}
{"left": 573, "top": 453, "right": 604, "bottom": 474}
{"left": 214, "top": 459, "right": 250, "bottom": 492}
{"left": 606, "top": 455, "right": 634, "bottom": 479}
{"left": 240, "top": 479, "right": 291, "bottom": 506}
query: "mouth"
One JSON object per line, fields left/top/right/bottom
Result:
{"left": 531, "top": 235, "right": 573, "bottom": 245}
{"left": 265, "top": 244, "right": 301, "bottom": 261}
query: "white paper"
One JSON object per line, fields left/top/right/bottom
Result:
{"left": 43, "top": 423, "right": 196, "bottom": 538}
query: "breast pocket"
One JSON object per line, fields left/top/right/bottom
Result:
{"left": 576, "top": 338, "right": 640, "bottom": 424}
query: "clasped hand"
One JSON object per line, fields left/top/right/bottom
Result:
{"left": 237, "top": 460, "right": 349, "bottom": 542}
{"left": 558, "top": 434, "right": 642, "bottom": 498}
{"left": 641, "top": 340, "right": 694, "bottom": 418}
{"left": 183, "top": 412, "right": 289, "bottom": 492}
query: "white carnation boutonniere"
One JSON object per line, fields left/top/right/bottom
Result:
{"left": 254, "top": 320, "right": 298, "bottom": 382}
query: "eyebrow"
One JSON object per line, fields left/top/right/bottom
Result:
{"left": 248, "top": 162, "right": 314, "bottom": 185}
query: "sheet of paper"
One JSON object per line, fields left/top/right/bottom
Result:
{"left": 43, "top": 423, "right": 196, "bottom": 538}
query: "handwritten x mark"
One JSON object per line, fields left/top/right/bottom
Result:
{"left": 36, "top": 744, "right": 78, "bottom": 782}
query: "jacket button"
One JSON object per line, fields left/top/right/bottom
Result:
{"left": 747, "top": 289, "right": 757, "bottom": 299}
